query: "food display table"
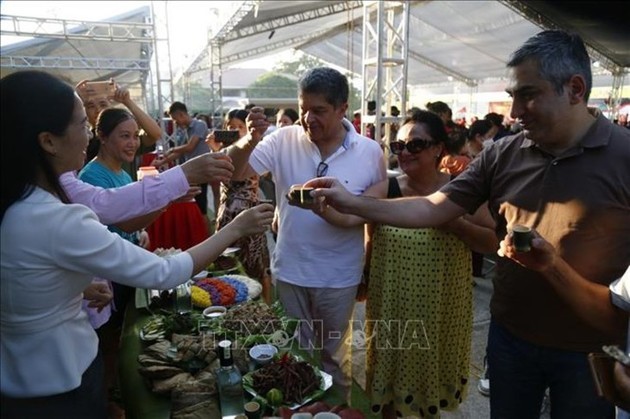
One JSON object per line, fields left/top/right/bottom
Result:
{"left": 118, "top": 300, "right": 372, "bottom": 418}
{"left": 119, "top": 303, "right": 171, "bottom": 419}
{"left": 146, "top": 201, "right": 209, "bottom": 251}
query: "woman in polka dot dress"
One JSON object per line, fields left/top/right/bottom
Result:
{"left": 362, "top": 110, "right": 497, "bottom": 418}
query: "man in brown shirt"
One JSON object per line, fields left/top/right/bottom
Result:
{"left": 308, "top": 30, "right": 630, "bottom": 418}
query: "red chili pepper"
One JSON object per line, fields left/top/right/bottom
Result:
{"left": 278, "top": 352, "right": 290, "bottom": 365}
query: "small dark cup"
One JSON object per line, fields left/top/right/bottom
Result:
{"left": 289, "top": 187, "right": 315, "bottom": 204}
{"left": 244, "top": 401, "right": 261, "bottom": 419}
{"left": 512, "top": 225, "right": 532, "bottom": 252}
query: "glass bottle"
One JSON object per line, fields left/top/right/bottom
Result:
{"left": 155, "top": 136, "right": 169, "bottom": 172}
{"left": 173, "top": 281, "right": 192, "bottom": 314}
{"left": 216, "top": 340, "right": 245, "bottom": 418}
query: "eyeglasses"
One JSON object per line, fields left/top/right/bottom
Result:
{"left": 316, "top": 161, "right": 329, "bottom": 177}
{"left": 389, "top": 138, "right": 437, "bottom": 155}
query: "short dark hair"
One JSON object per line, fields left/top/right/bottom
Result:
{"left": 507, "top": 30, "right": 592, "bottom": 102}
{"left": 298, "top": 67, "right": 349, "bottom": 108}
{"left": 168, "top": 101, "right": 188, "bottom": 115}
{"left": 1, "top": 70, "right": 75, "bottom": 221}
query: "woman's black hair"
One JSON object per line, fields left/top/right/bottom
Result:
{"left": 468, "top": 119, "right": 493, "bottom": 140}
{"left": 224, "top": 108, "right": 249, "bottom": 128}
{"left": 1, "top": 70, "right": 76, "bottom": 222}
{"left": 96, "top": 108, "right": 135, "bottom": 139}
{"left": 277, "top": 108, "right": 299, "bottom": 124}
{"left": 425, "top": 101, "right": 452, "bottom": 118}
{"left": 402, "top": 109, "right": 449, "bottom": 146}
{"left": 444, "top": 127, "right": 469, "bottom": 155}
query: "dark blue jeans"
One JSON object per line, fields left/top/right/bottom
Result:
{"left": 488, "top": 320, "right": 614, "bottom": 419}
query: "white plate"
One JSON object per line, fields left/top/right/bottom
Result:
{"left": 243, "top": 369, "right": 332, "bottom": 410}
{"left": 202, "top": 305, "right": 227, "bottom": 319}
{"left": 192, "top": 270, "right": 208, "bottom": 280}
{"left": 221, "top": 247, "right": 240, "bottom": 256}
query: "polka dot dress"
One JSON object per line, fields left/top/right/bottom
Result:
{"left": 365, "top": 225, "right": 473, "bottom": 418}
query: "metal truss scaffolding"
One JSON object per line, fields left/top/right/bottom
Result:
{"left": 361, "top": 0, "right": 409, "bottom": 148}
{"left": 0, "top": 7, "right": 171, "bottom": 115}
{"left": 0, "top": 14, "right": 153, "bottom": 43}
{"left": 150, "top": 1, "right": 174, "bottom": 119}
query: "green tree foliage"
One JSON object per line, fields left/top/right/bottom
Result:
{"left": 173, "top": 81, "right": 214, "bottom": 114}
{"left": 272, "top": 53, "right": 326, "bottom": 79}
{"left": 247, "top": 73, "right": 297, "bottom": 99}
{"left": 253, "top": 51, "right": 362, "bottom": 116}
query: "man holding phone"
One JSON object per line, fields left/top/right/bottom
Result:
{"left": 156, "top": 101, "right": 211, "bottom": 218}
{"left": 76, "top": 79, "right": 163, "bottom": 179}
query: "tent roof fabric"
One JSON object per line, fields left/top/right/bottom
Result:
{"left": 0, "top": 6, "right": 152, "bottom": 88}
{"left": 2, "top": 1, "right": 626, "bottom": 102}
{"left": 207, "top": 0, "right": 628, "bottom": 90}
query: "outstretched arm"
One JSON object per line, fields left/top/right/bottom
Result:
{"left": 308, "top": 176, "right": 467, "bottom": 228}
{"left": 439, "top": 202, "right": 498, "bottom": 254}
{"left": 306, "top": 177, "right": 388, "bottom": 228}
{"left": 62, "top": 153, "right": 234, "bottom": 225}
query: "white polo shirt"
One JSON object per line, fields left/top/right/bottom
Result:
{"left": 610, "top": 265, "right": 630, "bottom": 352}
{"left": 249, "top": 119, "right": 385, "bottom": 288}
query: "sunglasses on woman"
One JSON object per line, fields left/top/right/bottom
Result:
{"left": 389, "top": 138, "right": 437, "bottom": 155}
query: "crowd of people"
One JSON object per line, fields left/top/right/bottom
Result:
{"left": 1, "top": 28, "right": 629, "bottom": 419}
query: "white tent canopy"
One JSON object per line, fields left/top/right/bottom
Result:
{"left": 187, "top": 1, "right": 626, "bottom": 91}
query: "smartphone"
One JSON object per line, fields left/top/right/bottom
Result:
{"left": 588, "top": 352, "right": 617, "bottom": 400}
{"left": 82, "top": 81, "right": 115, "bottom": 98}
{"left": 602, "top": 345, "right": 630, "bottom": 367}
{"left": 213, "top": 130, "right": 240, "bottom": 145}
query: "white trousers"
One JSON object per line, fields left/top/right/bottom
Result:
{"left": 276, "top": 280, "right": 358, "bottom": 397}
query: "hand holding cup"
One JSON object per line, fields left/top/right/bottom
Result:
{"left": 246, "top": 107, "right": 269, "bottom": 141}
{"left": 497, "top": 226, "right": 557, "bottom": 273}
{"left": 511, "top": 224, "right": 532, "bottom": 252}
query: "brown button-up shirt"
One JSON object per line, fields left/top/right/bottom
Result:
{"left": 442, "top": 115, "right": 630, "bottom": 351}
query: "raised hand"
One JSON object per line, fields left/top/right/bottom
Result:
{"left": 111, "top": 83, "right": 132, "bottom": 107}
{"left": 246, "top": 106, "right": 269, "bottom": 141}
{"left": 230, "top": 203, "right": 275, "bottom": 237}
{"left": 205, "top": 131, "right": 223, "bottom": 152}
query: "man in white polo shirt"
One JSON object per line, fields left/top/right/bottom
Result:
{"left": 227, "top": 67, "right": 385, "bottom": 396}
